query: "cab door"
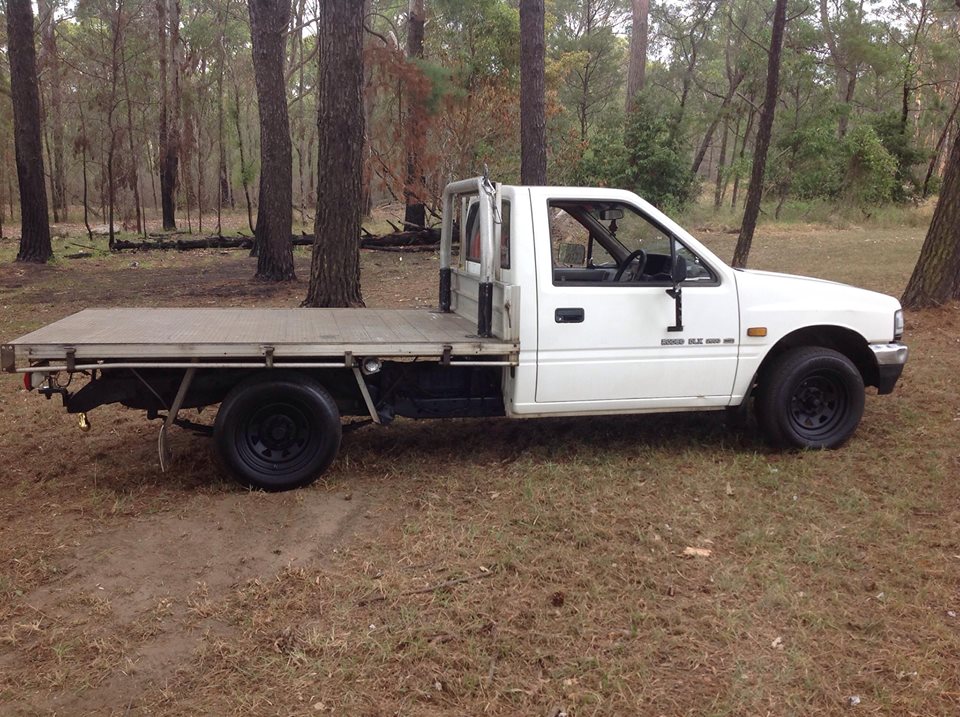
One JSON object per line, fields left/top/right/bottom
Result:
{"left": 532, "top": 189, "right": 740, "bottom": 410}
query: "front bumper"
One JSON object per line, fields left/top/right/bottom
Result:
{"left": 870, "top": 342, "right": 908, "bottom": 395}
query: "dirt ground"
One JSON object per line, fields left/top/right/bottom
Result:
{"left": 1, "top": 225, "right": 958, "bottom": 716}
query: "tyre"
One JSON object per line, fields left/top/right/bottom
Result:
{"left": 214, "top": 372, "right": 342, "bottom": 491}
{"left": 755, "top": 347, "right": 865, "bottom": 449}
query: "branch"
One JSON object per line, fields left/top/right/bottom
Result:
{"left": 285, "top": 41, "right": 319, "bottom": 84}
{"left": 364, "top": 24, "right": 394, "bottom": 47}
{"left": 729, "top": 14, "right": 770, "bottom": 55}
{"left": 736, "top": 91, "right": 762, "bottom": 113}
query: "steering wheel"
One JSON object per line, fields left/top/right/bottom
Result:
{"left": 614, "top": 249, "right": 647, "bottom": 281}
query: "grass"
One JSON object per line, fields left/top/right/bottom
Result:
{"left": 1, "top": 211, "right": 959, "bottom": 714}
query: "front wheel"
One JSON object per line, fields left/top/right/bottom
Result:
{"left": 214, "top": 372, "right": 342, "bottom": 491}
{"left": 755, "top": 347, "right": 865, "bottom": 449}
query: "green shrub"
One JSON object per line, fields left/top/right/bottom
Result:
{"left": 841, "top": 125, "right": 898, "bottom": 206}
{"left": 571, "top": 93, "right": 696, "bottom": 212}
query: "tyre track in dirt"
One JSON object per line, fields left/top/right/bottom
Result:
{"left": 0, "top": 486, "right": 371, "bottom": 715}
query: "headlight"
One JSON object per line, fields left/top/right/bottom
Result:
{"left": 893, "top": 310, "right": 904, "bottom": 341}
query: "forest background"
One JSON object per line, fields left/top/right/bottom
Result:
{"left": 0, "top": 0, "right": 957, "bottom": 236}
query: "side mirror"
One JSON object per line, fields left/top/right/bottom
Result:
{"left": 557, "top": 242, "right": 587, "bottom": 266}
{"left": 671, "top": 255, "right": 687, "bottom": 285}
{"left": 667, "top": 256, "right": 686, "bottom": 333}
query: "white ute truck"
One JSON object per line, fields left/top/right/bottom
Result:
{"left": 3, "top": 177, "right": 908, "bottom": 491}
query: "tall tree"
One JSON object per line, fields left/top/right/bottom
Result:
{"left": 901, "top": 121, "right": 960, "bottom": 307}
{"left": 403, "top": 0, "right": 427, "bottom": 229}
{"left": 690, "top": 5, "right": 747, "bottom": 175}
{"left": 731, "top": 0, "right": 788, "bottom": 269}
{"left": 625, "top": 0, "right": 649, "bottom": 112}
{"left": 819, "top": 0, "right": 865, "bottom": 139}
{"left": 248, "top": 0, "right": 295, "bottom": 280}
{"left": 6, "top": 0, "right": 52, "bottom": 263}
{"left": 157, "top": 0, "right": 180, "bottom": 231}
{"left": 304, "top": 0, "right": 364, "bottom": 307}
{"left": 520, "top": 0, "right": 546, "bottom": 184}
{"left": 37, "top": 0, "right": 67, "bottom": 223}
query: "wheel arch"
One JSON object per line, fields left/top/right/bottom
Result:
{"left": 756, "top": 325, "right": 878, "bottom": 390}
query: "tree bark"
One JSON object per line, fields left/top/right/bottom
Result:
{"left": 6, "top": 0, "right": 52, "bottom": 263}
{"left": 732, "top": 0, "right": 788, "bottom": 269}
{"left": 247, "top": 0, "right": 296, "bottom": 280}
{"left": 305, "top": 0, "right": 364, "bottom": 307}
{"left": 901, "top": 133, "right": 960, "bottom": 308}
{"left": 403, "top": 0, "right": 427, "bottom": 229}
{"left": 519, "top": 0, "right": 547, "bottom": 185}
{"left": 625, "top": 0, "right": 649, "bottom": 113}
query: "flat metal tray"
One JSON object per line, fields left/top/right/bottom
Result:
{"left": 4, "top": 308, "right": 516, "bottom": 366}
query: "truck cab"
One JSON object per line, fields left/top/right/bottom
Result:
{"left": 446, "top": 179, "right": 906, "bottom": 434}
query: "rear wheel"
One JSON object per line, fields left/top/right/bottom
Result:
{"left": 756, "top": 347, "right": 865, "bottom": 449}
{"left": 214, "top": 372, "right": 341, "bottom": 491}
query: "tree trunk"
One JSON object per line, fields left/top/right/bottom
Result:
{"left": 691, "top": 70, "right": 744, "bottom": 176}
{"left": 731, "top": 104, "right": 755, "bottom": 210}
{"left": 732, "top": 0, "right": 788, "bottom": 269}
{"left": 922, "top": 92, "right": 960, "bottom": 198}
{"left": 106, "top": 0, "right": 123, "bottom": 250}
{"left": 403, "top": 0, "right": 427, "bottom": 229}
{"left": 625, "top": 0, "right": 649, "bottom": 113}
{"left": 714, "top": 118, "right": 729, "bottom": 209}
{"left": 158, "top": 0, "right": 180, "bottom": 231}
{"left": 216, "top": 1, "right": 228, "bottom": 235}
{"left": 519, "top": 0, "right": 547, "bottom": 185}
{"left": 77, "top": 101, "right": 94, "bottom": 242}
{"left": 305, "top": 0, "right": 364, "bottom": 307}
{"left": 901, "top": 133, "right": 960, "bottom": 308}
{"left": 820, "top": 0, "right": 859, "bottom": 139}
{"left": 121, "top": 29, "right": 144, "bottom": 236}
{"left": 0, "top": 49, "right": 7, "bottom": 239}
{"left": 6, "top": 0, "right": 52, "bottom": 263}
{"left": 232, "top": 79, "right": 255, "bottom": 235}
{"left": 37, "top": 0, "right": 67, "bottom": 223}
{"left": 248, "top": 0, "right": 296, "bottom": 280}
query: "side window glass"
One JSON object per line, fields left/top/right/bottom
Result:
{"left": 464, "top": 200, "right": 511, "bottom": 269}
{"left": 550, "top": 206, "right": 588, "bottom": 267}
{"left": 548, "top": 205, "right": 614, "bottom": 269}
{"left": 676, "top": 241, "right": 712, "bottom": 281}
{"left": 547, "top": 199, "right": 717, "bottom": 285}
{"left": 464, "top": 203, "right": 481, "bottom": 264}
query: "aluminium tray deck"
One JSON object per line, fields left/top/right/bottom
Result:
{"left": 3, "top": 308, "right": 517, "bottom": 367}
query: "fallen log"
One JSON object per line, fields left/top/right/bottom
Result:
{"left": 111, "top": 228, "right": 441, "bottom": 252}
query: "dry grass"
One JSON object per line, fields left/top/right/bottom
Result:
{"left": 1, "top": 218, "right": 959, "bottom": 715}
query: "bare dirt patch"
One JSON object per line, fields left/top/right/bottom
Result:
{"left": 1, "top": 451, "right": 372, "bottom": 714}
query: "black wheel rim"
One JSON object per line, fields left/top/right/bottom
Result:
{"left": 788, "top": 370, "right": 848, "bottom": 441}
{"left": 236, "top": 400, "right": 320, "bottom": 476}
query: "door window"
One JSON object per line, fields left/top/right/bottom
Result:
{"left": 548, "top": 200, "right": 715, "bottom": 285}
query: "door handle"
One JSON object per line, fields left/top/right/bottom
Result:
{"left": 555, "top": 308, "right": 585, "bottom": 323}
